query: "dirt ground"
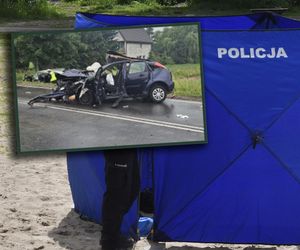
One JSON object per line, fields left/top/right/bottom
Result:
{"left": 0, "top": 21, "right": 300, "bottom": 250}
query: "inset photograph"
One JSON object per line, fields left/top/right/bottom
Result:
{"left": 12, "top": 23, "right": 207, "bottom": 153}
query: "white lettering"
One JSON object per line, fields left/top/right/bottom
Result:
{"left": 228, "top": 48, "right": 239, "bottom": 58}
{"left": 277, "top": 47, "right": 288, "bottom": 58}
{"left": 217, "top": 47, "right": 288, "bottom": 59}
{"left": 267, "top": 48, "right": 276, "bottom": 58}
{"left": 240, "top": 48, "right": 250, "bottom": 58}
{"left": 218, "top": 48, "right": 227, "bottom": 58}
{"left": 256, "top": 48, "right": 266, "bottom": 58}
{"left": 250, "top": 48, "right": 255, "bottom": 58}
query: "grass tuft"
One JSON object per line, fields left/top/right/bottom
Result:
{"left": 167, "top": 64, "right": 202, "bottom": 98}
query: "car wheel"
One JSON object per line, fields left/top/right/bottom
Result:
{"left": 149, "top": 84, "right": 167, "bottom": 103}
{"left": 77, "top": 89, "right": 94, "bottom": 106}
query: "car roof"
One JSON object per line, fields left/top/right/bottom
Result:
{"left": 104, "top": 59, "right": 151, "bottom": 67}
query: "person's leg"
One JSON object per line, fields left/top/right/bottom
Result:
{"left": 93, "top": 82, "right": 102, "bottom": 107}
{"left": 111, "top": 81, "right": 127, "bottom": 108}
{"left": 101, "top": 149, "right": 140, "bottom": 249}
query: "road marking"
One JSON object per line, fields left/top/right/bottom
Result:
{"left": 17, "top": 85, "right": 52, "bottom": 90}
{"left": 19, "top": 101, "right": 204, "bottom": 133}
{"left": 17, "top": 86, "right": 203, "bottom": 106}
{"left": 167, "top": 98, "right": 203, "bottom": 106}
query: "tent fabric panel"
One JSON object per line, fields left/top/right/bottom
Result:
{"left": 274, "top": 15, "right": 300, "bottom": 28}
{"left": 75, "top": 13, "right": 300, "bottom": 31}
{"left": 153, "top": 90, "right": 251, "bottom": 237}
{"left": 75, "top": 13, "right": 258, "bottom": 30}
{"left": 70, "top": 13, "right": 300, "bottom": 244}
{"left": 67, "top": 151, "right": 139, "bottom": 238}
{"left": 139, "top": 149, "right": 154, "bottom": 190}
{"left": 202, "top": 30, "right": 300, "bottom": 132}
{"left": 155, "top": 146, "right": 300, "bottom": 244}
{"left": 264, "top": 98, "right": 300, "bottom": 182}
{"left": 67, "top": 151, "right": 105, "bottom": 222}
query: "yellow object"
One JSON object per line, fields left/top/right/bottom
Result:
{"left": 50, "top": 71, "right": 57, "bottom": 82}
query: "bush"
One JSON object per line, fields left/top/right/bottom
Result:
{"left": 156, "top": 0, "right": 185, "bottom": 5}
{"left": 79, "top": 0, "right": 115, "bottom": 7}
{"left": 189, "top": 0, "right": 297, "bottom": 9}
{"left": 0, "top": 0, "right": 60, "bottom": 19}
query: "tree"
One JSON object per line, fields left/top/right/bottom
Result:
{"left": 14, "top": 30, "right": 118, "bottom": 70}
{"left": 149, "top": 25, "right": 200, "bottom": 65}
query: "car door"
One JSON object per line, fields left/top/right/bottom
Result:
{"left": 125, "top": 61, "right": 150, "bottom": 94}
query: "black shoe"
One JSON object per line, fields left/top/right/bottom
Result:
{"left": 111, "top": 96, "right": 124, "bottom": 108}
{"left": 117, "top": 235, "right": 135, "bottom": 249}
{"left": 100, "top": 235, "right": 134, "bottom": 250}
{"left": 100, "top": 238, "right": 117, "bottom": 250}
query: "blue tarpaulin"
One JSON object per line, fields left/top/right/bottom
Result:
{"left": 67, "top": 12, "right": 300, "bottom": 244}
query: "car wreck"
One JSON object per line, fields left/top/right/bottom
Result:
{"left": 28, "top": 52, "right": 174, "bottom": 107}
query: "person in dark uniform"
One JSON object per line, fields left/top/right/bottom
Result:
{"left": 100, "top": 148, "right": 140, "bottom": 250}
{"left": 111, "top": 63, "right": 128, "bottom": 108}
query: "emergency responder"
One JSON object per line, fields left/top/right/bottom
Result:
{"left": 49, "top": 70, "right": 57, "bottom": 83}
{"left": 100, "top": 148, "right": 140, "bottom": 250}
{"left": 111, "top": 63, "right": 128, "bottom": 108}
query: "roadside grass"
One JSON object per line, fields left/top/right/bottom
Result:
{"left": 0, "top": 1, "right": 63, "bottom": 22}
{"left": 48, "top": 1, "right": 91, "bottom": 17}
{"left": 16, "top": 70, "right": 55, "bottom": 89}
{"left": 167, "top": 64, "right": 202, "bottom": 98}
{"left": 53, "top": 1, "right": 246, "bottom": 17}
{"left": 49, "top": 1, "right": 300, "bottom": 18}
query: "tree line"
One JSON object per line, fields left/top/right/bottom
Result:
{"left": 15, "top": 25, "right": 199, "bottom": 71}
{"left": 149, "top": 25, "right": 200, "bottom": 65}
{"left": 14, "top": 30, "right": 118, "bottom": 70}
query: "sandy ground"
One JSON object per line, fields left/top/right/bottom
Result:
{"left": 0, "top": 23, "right": 300, "bottom": 250}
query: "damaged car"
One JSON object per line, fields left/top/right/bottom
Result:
{"left": 77, "top": 59, "right": 174, "bottom": 106}
{"left": 28, "top": 54, "right": 174, "bottom": 106}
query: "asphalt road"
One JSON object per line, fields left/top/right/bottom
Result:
{"left": 17, "top": 86, "right": 206, "bottom": 152}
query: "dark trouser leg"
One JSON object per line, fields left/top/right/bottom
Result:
{"left": 101, "top": 149, "right": 140, "bottom": 249}
{"left": 112, "top": 83, "right": 127, "bottom": 108}
{"left": 94, "top": 82, "right": 102, "bottom": 105}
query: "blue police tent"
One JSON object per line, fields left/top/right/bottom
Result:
{"left": 67, "top": 12, "right": 300, "bottom": 244}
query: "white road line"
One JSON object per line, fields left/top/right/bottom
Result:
{"left": 19, "top": 101, "right": 204, "bottom": 133}
{"left": 17, "top": 85, "right": 52, "bottom": 90}
{"left": 17, "top": 86, "right": 203, "bottom": 105}
{"left": 167, "top": 98, "right": 203, "bottom": 105}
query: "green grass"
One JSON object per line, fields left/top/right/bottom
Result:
{"left": 0, "top": 1, "right": 63, "bottom": 21}
{"left": 167, "top": 64, "right": 202, "bottom": 98}
{"left": 16, "top": 70, "right": 56, "bottom": 89}
{"left": 51, "top": 1, "right": 300, "bottom": 18}
{"left": 53, "top": 1, "right": 246, "bottom": 17}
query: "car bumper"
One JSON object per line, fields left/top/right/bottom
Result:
{"left": 168, "top": 81, "right": 175, "bottom": 92}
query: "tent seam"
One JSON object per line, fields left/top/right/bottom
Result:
{"left": 262, "top": 143, "right": 300, "bottom": 186}
{"left": 206, "top": 87, "right": 252, "bottom": 134}
{"left": 262, "top": 92, "right": 300, "bottom": 134}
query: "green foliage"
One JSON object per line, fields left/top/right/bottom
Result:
{"left": 156, "top": 0, "right": 185, "bottom": 5}
{"left": 79, "top": 0, "right": 115, "bottom": 7}
{"left": 189, "top": 0, "right": 299, "bottom": 9}
{"left": 166, "top": 64, "right": 201, "bottom": 98}
{"left": 149, "top": 25, "right": 200, "bottom": 65}
{"left": 78, "top": 0, "right": 166, "bottom": 8}
{"left": 14, "top": 30, "right": 118, "bottom": 70}
{"left": 0, "top": 0, "right": 60, "bottom": 19}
